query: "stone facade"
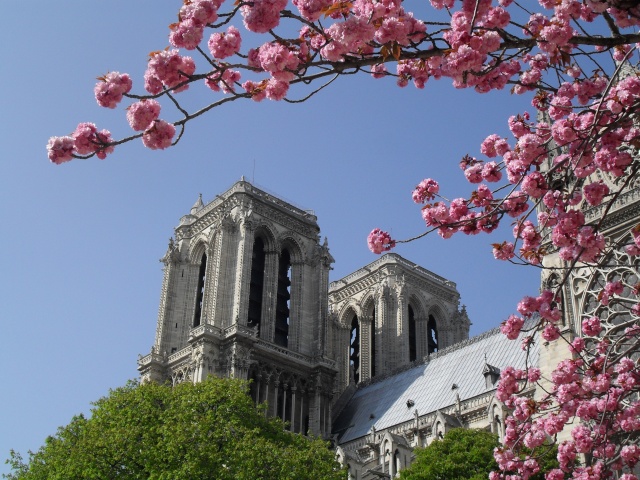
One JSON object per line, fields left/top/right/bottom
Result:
{"left": 138, "top": 180, "right": 474, "bottom": 442}
{"left": 328, "top": 254, "right": 470, "bottom": 395}
{"left": 138, "top": 177, "right": 639, "bottom": 479}
{"left": 138, "top": 180, "right": 336, "bottom": 436}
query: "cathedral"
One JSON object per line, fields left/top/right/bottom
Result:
{"left": 137, "top": 177, "right": 639, "bottom": 478}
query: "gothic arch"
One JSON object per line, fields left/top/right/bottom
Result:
{"left": 426, "top": 304, "right": 446, "bottom": 353}
{"left": 188, "top": 237, "right": 209, "bottom": 265}
{"left": 407, "top": 293, "right": 427, "bottom": 320}
{"left": 278, "top": 234, "right": 305, "bottom": 263}
{"left": 361, "top": 294, "right": 376, "bottom": 317}
{"left": 337, "top": 301, "right": 362, "bottom": 328}
{"left": 252, "top": 222, "right": 278, "bottom": 252}
{"left": 341, "top": 306, "right": 361, "bottom": 384}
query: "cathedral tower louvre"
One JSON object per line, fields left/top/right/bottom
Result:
{"left": 138, "top": 179, "right": 336, "bottom": 436}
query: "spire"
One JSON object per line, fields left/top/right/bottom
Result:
{"left": 190, "top": 193, "right": 204, "bottom": 215}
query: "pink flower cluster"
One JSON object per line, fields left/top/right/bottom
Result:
{"left": 412, "top": 178, "right": 439, "bottom": 203}
{"left": 144, "top": 50, "right": 196, "bottom": 95}
{"left": 367, "top": 228, "right": 395, "bottom": 254}
{"left": 169, "top": 0, "right": 221, "bottom": 50}
{"left": 241, "top": 0, "right": 288, "bottom": 33}
{"left": 47, "top": 122, "right": 116, "bottom": 164}
{"left": 208, "top": 26, "right": 242, "bottom": 59}
{"left": 94, "top": 72, "right": 132, "bottom": 109}
{"left": 141, "top": 120, "right": 175, "bottom": 150}
{"left": 126, "top": 100, "right": 161, "bottom": 131}
{"left": 206, "top": 68, "right": 241, "bottom": 94}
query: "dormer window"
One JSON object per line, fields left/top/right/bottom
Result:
{"left": 482, "top": 362, "right": 501, "bottom": 388}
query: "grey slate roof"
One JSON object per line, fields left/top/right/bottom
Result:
{"left": 333, "top": 326, "right": 540, "bottom": 444}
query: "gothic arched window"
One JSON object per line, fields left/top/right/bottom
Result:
{"left": 350, "top": 314, "right": 360, "bottom": 383}
{"left": 275, "top": 248, "right": 292, "bottom": 347}
{"left": 193, "top": 252, "right": 207, "bottom": 327}
{"left": 248, "top": 237, "right": 266, "bottom": 334}
{"left": 427, "top": 314, "right": 438, "bottom": 354}
{"left": 371, "top": 307, "right": 376, "bottom": 378}
{"left": 408, "top": 305, "right": 417, "bottom": 362}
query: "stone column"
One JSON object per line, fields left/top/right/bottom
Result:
{"left": 262, "top": 250, "right": 279, "bottom": 342}
{"left": 232, "top": 214, "right": 254, "bottom": 328}
{"left": 299, "top": 390, "right": 305, "bottom": 434}
{"left": 290, "top": 386, "right": 297, "bottom": 432}
{"left": 273, "top": 379, "right": 280, "bottom": 419}
{"left": 282, "top": 383, "right": 288, "bottom": 423}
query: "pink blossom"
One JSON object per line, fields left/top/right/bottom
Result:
{"left": 241, "top": 0, "right": 288, "bottom": 33}
{"left": 501, "top": 314, "right": 524, "bottom": 340}
{"left": 144, "top": 50, "right": 196, "bottom": 94}
{"left": 570, "top": 337, "right": 585, "bottom": 353}
{"left": 180, "top": 0, "right": 220, "bottom": 26}
{"left": 604, "top": 281, "right": 624, "bottom": 296}
{"left": 542, "top": 323, "right": 561, "bottom": 341}
{"left": 367, "top": 228, "right": 395, "bottom": 254}
{"left": 521, "top": 171, "right": 548, "bottom": 198}
{"left": 142, "top": 120, "right": 175, "bottom": 150}
{"left": 481, "top": 162, "right": 502, "bottom": 182}
{"left": 571, "top": 425, "right": 594, "bottom": 453}
{"left": 412, "top": 178, "right": 439, "bottom": 203}
{"left": 47, "top": 136, "right": 75, "bottom": 165}
{"left": 546, "top": 469, "right": 565, "bottom": 480}
{"left": 208, "top": 26, "right": 242, "bottom": 59}
{"left": 265, "top": 79, "right": 289, "bottom": 100}
{"left": 292, "top": 0, "right": 333, "bottom": 21}
{"left": 464, "top": 163, "right": 483, "bottom": 183}
{"left": 370, "top": 63, "right": 387, "bottom": 79}
{"left": 257, "top": 42, "right": 300, "bottom": 79}
{"left": 94, "top": 72, "right": 132, "bottom": 109}
{"left": 126, "top": 100, "right": 161, "bottom": 131}
{"left": 583, "top": 182, "right": 609, "bottom": 206}
{"left": 169, "top": 19, "right": 204, "bottom": 50}
{"left": 582, "top": 316, "right": 602, "bottom": 336}
{"left": 243, "top": 80, "right": 267, "bottom": 102}
{"left": 72, "top": 123, "right": 114, "bottom": 159}
{"left": 206, "top": 69, "right": 241, "bottom": 93}
{"left": 493, "top": 242, "right": 515, "bottom": 261}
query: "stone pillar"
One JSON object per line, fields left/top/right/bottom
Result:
{"left": 299, "top": 390, "right": 305, "bottom": 434}
{"left": 233, "top": 215, "right": 254, "bottom": 327}
{"left": 263, "top": 376, "right": 271, "bottom": 417}
{"left": 289, "top": 260, "right": 304, "bottom": 352}
{"left": 210, "top": 219, "right": 236, "bottom": 328}
{"left": 282, "top": 383, "right": 288, "bottom": 423}
{"left": 262, "top": 250, "right": 279, "bottom": 342}
{"left": 273, "top": 379, "right": 280, "bottom": 419}
{"left": 290, "top": 386, "right": 297, "bottom": 432}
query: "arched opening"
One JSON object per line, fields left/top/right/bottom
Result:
{"left": 275, "top": 248, "right": 291, "bottom": 347}
{"left": 193, "top": 252, "right": 207, "bottom": 327}
{"left": 371, "top": 307, "right": 376, "bottom": 378}
{"left": 408, "top": 305, "right": 417, "bottom": 362}
{"left": 428, "top": 314, "right": 438, "bottom": 354}
{"left": 248, "top": 237, "right": 266, "bottom": 334}
{"left": 350, "top": 314, "right": 360, "bottom": 383}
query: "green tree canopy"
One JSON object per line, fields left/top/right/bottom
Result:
{"left": 5, "top": 377, "right": 344, "bottom": 480}
{"left": 399, "top": 428, "right": 500, "bottom": 480}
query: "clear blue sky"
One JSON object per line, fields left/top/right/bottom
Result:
{"left": 0, "top": 1, "right": 539, "bottom": 472}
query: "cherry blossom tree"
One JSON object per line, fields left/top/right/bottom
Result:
{"left": 47, "top": 0, "right": 640, "bottom": 479}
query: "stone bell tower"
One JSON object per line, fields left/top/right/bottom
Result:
{"left": 138, "top": 179, "right": 337, "bottom": 437}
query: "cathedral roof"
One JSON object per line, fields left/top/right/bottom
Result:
{"left": 333, "top": 326, "right": 539, "bottom": 444}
